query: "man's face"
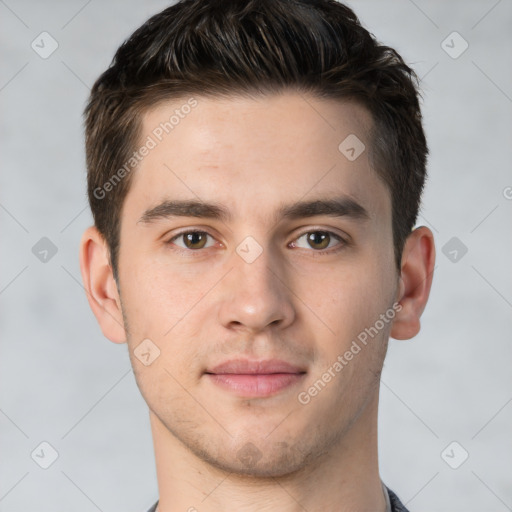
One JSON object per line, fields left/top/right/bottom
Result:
{"left": 117, "top": 91, "right": 399, "bottom": 476}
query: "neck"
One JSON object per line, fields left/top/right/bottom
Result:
{"left": 151, "top": 389, "right": 386, "bottom": 512}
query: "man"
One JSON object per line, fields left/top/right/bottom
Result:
{"left": 79, "top": 0, "right": 435, "bottom": 510}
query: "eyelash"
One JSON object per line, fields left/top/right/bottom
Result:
{"left": 165, "top": 229, "right": 349, "bottom": 257}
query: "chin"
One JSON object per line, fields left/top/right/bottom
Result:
{"left": 190, "top": 436, "right": 327, "bottom": 479}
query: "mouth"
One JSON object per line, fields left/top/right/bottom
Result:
{"left": 204, "top": 359, "right": 307, "bottom": 398}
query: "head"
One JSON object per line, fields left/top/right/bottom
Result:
{"left": 80, "top": 0, "right": 435, "bottom": 478}
{"left": 85, "top": 0, "right": 428, "bottom": 281}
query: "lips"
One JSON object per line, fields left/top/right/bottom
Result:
{"left": 205, "top": 359, "right": 307, "bottom": 398}
{"left": 207, "top": 359, "right": 306, "bottom": 375}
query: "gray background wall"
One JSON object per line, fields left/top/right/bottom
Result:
{"left": 1, "top": 1, "right": 511, "bottom": 511}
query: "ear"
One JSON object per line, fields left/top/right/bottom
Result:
{"left": 79, "top": 226, "right": 127, "bottom": 344}
{"left": 390, "top": 226, "right": 435, "bottom": 340}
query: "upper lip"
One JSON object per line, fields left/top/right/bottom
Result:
{"left": 206, "top": 359, "right": 306, "bottom": 375}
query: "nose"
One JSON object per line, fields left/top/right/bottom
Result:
{"left": 217, "top": 242, "right": 296, "bottom": 334}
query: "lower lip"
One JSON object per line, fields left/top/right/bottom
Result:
{"left": 206, "top": 373, "right": 305, "bottom": 398}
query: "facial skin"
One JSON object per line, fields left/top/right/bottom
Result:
{"left": 80, "top": 91, "right": 435, "bottom": 511}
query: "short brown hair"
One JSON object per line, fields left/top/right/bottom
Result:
{"left": 84, "top": 0, "right": 428, "bottom": 281}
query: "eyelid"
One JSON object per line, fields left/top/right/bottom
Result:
{"left": 165, "top": 226, "right": 350, "bottom": 255}
{"left": 290, "top": 228, "right": 349, "bottom": 253}
{"left": 292, "top": 225, "right": 350, "bottom": 242}
{"left": 167, "top": 228, "right": 220, "bottom": 251}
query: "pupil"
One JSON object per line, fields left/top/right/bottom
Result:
{"left": 186, "top": 232, "right": 204, "bottom": 248}
{"left": 309, "top": 232, "right": 328, "bottom": 249}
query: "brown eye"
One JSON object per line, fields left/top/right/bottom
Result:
{"left": 169, "top": 231, "right": 214, "bottom": 250}
{"left": 292, "top": 230, "right": 345, "bottom": 253}
{"left": 183, "top": 231, "right": 207, "bottom": 249}
{"left": 306, "top": 231, "right": 331, "bottom": 250}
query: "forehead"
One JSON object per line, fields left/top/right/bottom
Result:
{"left": 141, "top": 91, "right": 373, "bottom": 159}
{"left": 126, "top": 91, "right": 389, "bottom": 224}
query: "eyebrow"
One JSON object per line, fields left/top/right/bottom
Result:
{"left": 138, "top": 196, "right": 370, "bottom": 224}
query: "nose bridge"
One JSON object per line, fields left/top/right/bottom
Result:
{"left": 232, "top": 236, "right": 284, "bottom": 304}
{"left": 217, "top": 236, "right": 295, "bottom": 331}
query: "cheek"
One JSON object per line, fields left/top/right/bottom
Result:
{"left": 119, "top": 255, "right": 217, "bottom": 386}
{"left": 119, "top": 252, "right": 206, "bottom": 337}
{"left": 300, "top": 255, "right": 395, "bottom": 345}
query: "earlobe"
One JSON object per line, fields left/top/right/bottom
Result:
{"left": 390, "top": 226, "right": 436, "bottom": 340}
{"left": 79, "top": 226, "right": 127, "bottom": 344}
